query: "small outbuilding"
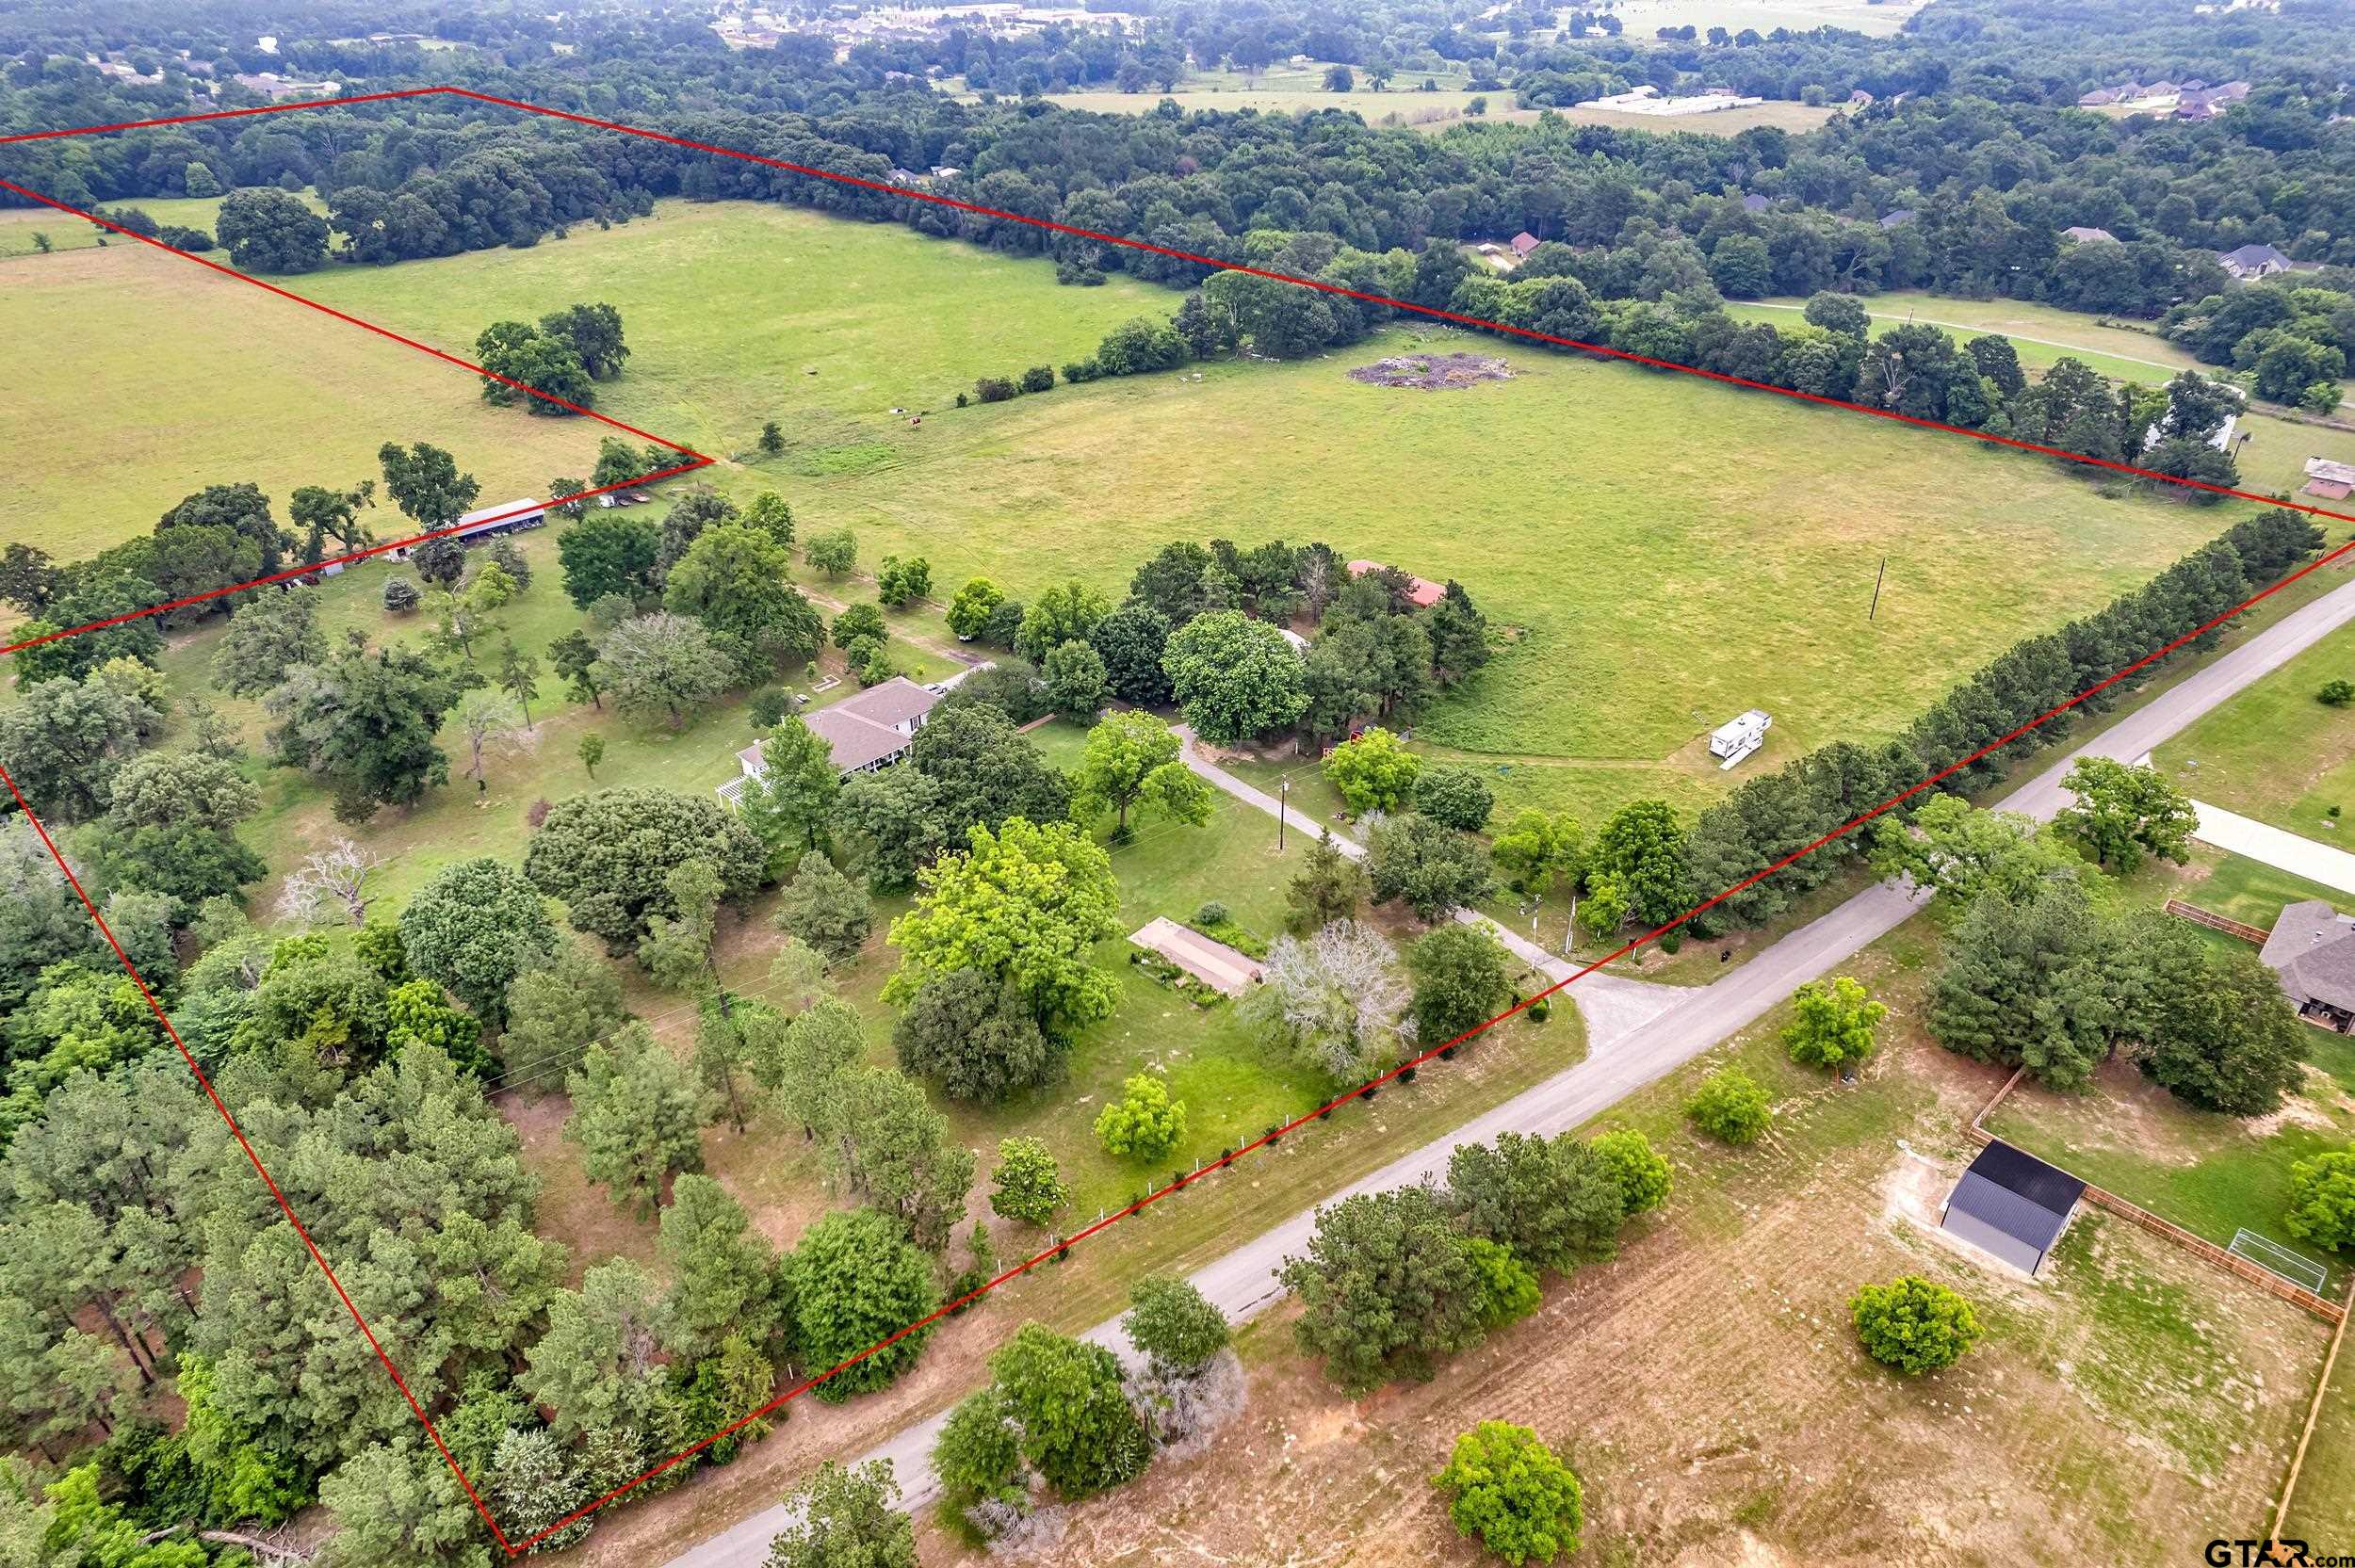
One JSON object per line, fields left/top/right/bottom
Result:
{"left": 1509, "top": 231, "right": 1540, "bottom": 258}
{"left": 1707, "top": 708, "right": 1771, "bottom": 768}
{"left": 1941, "top": 1140, "right": 2085, "bottom": 1275}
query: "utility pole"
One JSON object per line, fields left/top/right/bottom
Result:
{"left": 1868, "top": 555, "right": 1887, "bottom": 622}
{"left": 1278, "top": 777, "right": 1289, "bottom": 851}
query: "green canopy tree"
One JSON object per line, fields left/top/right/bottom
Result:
{"left": 885, "top": 817, "right": 1121, "bottom": 1034}
{"left": 764, "top": 1461, "right": 917, "bottom": 1568}
{"left": 1071, "top": 710, "right": 1210, "bottom": 839}
{"left": 659, "top": 1173, "right": 786, "bottom": 1358}
{"left": 1430, "top": 1421, "right": 1584, "bottom": 1566}
{"left": 562, "top": 1023, "right": 708, "bottom": 1218}
{"left": 788, "top": 1209, "right": 939, "bottom": 1401}
{"left": 1161, "top": 609, "right": 1307, "bottom": 746}
{"left": 2055, "top": 756, "right": 2197, "bottom": 872}
{"left": 1780, "top": 976, "right": 1887, "bottom": 1070}
{"left": 398, "top": 858, "right": 559, "bottom": 1026}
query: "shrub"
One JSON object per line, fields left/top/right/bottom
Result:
{"left": 975, "top": 376, "right": 1017, "bottom": 403}
{"left": 2286, "top": 1147, "right": 2355, "bottom": 1253}
{"left": 748, "top": 687, "right": 791, "bottom": 727}
{"left": 1850, "top": 1275, "right": 1981, "bottom": 1375}
{"left": 1095, "top": 1073, "right": 1187, "bottom": 1161}
{"left": 2322, "top": 680, "right": 2355, "bottom": 707}
{"left": 1588, "top": 1127, "right": 1672, "bottom": 1217}
{"left": 382, "top": 576, "right": 421, "bottom": 613}
{"left": 1685, "top": 1067, "right": 1771, "bottom": 1144}
{"left": 1018, "top": 364, "right": 1055, "bottom": 394}
{"left": 1430, "top": 1420, "right": 1583, "bottom": 1564}
{"left": 1194, "top": 900, "right": 1228, "bottom": 927}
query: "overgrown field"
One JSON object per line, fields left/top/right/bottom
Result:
{"left": 922, "top": 932, "right": 2328, "bottom": 1564}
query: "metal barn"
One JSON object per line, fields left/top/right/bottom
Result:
{"left": 1941, "top": 1140, "right": 2085, "bottom": 1276}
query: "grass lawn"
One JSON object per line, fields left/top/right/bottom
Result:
{"left": 0, "top": 221, "right": 603, "bottom": 565}
{"left": 1987, "top": 1026, "right": 2355, "bottom": 1299}
{"left": 2154, "top": 614, "right": 2355, "bottom": 838}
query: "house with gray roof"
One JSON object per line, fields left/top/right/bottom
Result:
{"left": 2260, "top": 899, "right": 2355, "bottom": 1031}
{"left": 2060, "top": 225, "right": 2118, "bottom": 244}
{"left": 719, "top": 676, "right": 943, "bottom": 805}
{"left": 2217, "top": 242, "right": 2294, "bottom": 280}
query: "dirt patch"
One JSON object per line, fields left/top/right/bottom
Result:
{"left": 949, "top": 1036, "right": 2325, "bottom": 1567}
{"left": 1347, "top": 352, "right": 1512, "bottom": 391}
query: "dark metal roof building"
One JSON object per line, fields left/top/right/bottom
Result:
{"left": 1941, "top": 1140, "right": 2085, "bottom": 1275}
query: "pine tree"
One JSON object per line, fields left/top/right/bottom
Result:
{"left": 562, "top": 1024, "right": 709, "bottom": 1218}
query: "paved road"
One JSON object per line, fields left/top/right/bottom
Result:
{"left": 664, "top": 571, "right": 2355, "bottom": 1567}
{"left": 2185, "top": 800, "right": 2355, "bottom": 896}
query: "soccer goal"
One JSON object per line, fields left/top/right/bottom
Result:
{"left": 2230, "top": 1229, "right": 2329, "bottom": 1294}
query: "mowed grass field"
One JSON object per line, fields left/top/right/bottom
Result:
{"left": 2154, "top": 614, "right": 2355, "bottom": 836}
{"left": 0, "top": 220, "right": 603, "bottom": 564}
{"left": 278, "top": 200, "right": 1174, "bottom": 478}
{"left": 755, "top": 318, "right": 2240, "bottom": 821}
{"left": 3, "top": 198, "right": 1170, "bottom": 566}
{"left": 13, "top": 196, "right": 2302, "bottom": 830}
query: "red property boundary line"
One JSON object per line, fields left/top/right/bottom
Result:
{"left": 7, "top": 88, "right": 2355, "bottom": 1553}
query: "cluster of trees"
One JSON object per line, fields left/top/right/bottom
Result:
{"left": 8, "top": 0, "right": 2352, "bottom": 322}
{"left": 0, "top": 882, "right": 672, "bottom": 1565}
{"left": 931, "top": 1277, "right": 1238, "bottom": 1542}
{"left": 552, "top": 482, "right": 824, "bottom": 713}
{"left": 2162, "top": 277, "right": 2354, "bottom": 414}
{"left": 3, "top": 475, "right": 376, "bottom": 684}
{"left": 1283, "top": 1125, "right": 1669, "bottom": 1391}
{"left": 475, "top": 301, "right": 628, "bottom": 415}
{"left": 1893, "top": 781, "right": 2307, "bottom": 1115}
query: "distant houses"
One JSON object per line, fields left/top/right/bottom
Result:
{"left": 1877, "top": 208, "right": 1914, "bottom": 229}
{"left": 2076, "top": 78, "right": 2249, "bottom": 118}
{"left": 2217, "top": 242, "right": 2294, "bottom": 280}
{"left": 2059, "top": 225, "right": 2118, "bottom": 244}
